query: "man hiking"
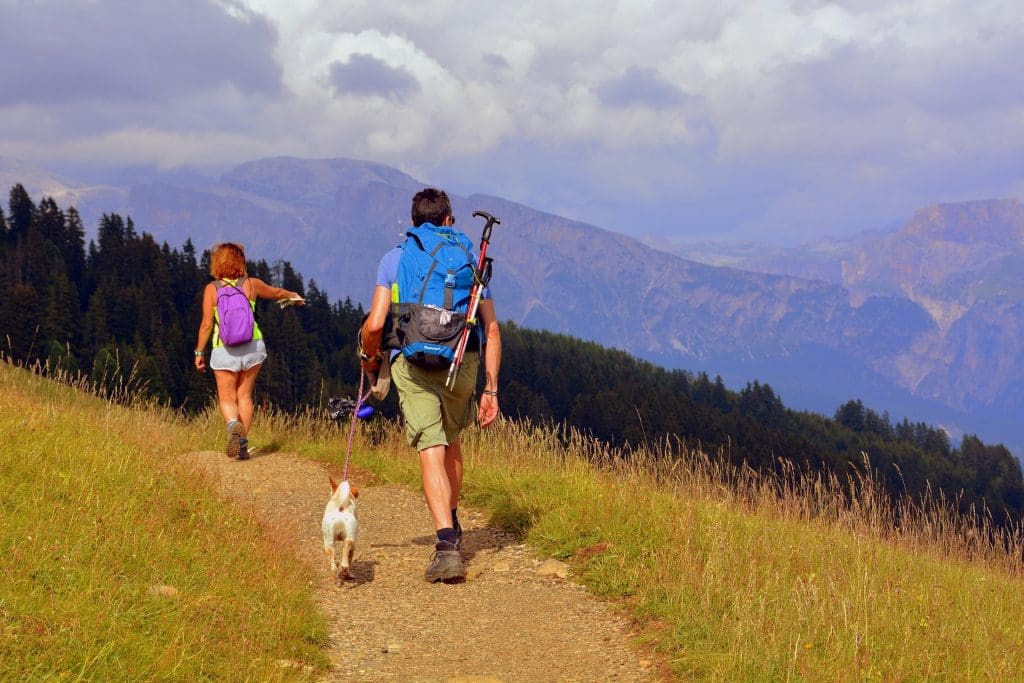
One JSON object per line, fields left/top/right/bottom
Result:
{"left": 359, "top": 188, "right": 501, "bottom": 582}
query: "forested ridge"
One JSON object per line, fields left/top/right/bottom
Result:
{"left": 3, "top": 184, "right": 1021, "bottom": 524}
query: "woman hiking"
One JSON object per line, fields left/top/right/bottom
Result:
{"left": 193, "top": 242, "right": 304, "bottom": 459}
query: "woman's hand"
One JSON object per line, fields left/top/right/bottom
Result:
{"left": 194, "top": 354, "right": 206, "bottom": 373}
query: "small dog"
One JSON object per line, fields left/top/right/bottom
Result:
{"left": 322, "top": 476, "right": 359, "bottom": 581}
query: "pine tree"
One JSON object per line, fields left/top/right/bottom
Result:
{"left": 7, "top": 184, "right": 34, "bottom": 240}
{"left": 5, "top": 281, "right": 41, "bottom": 362}
{"left": 63, "top": 207, "right": 87, "bottom": 295}
{"left": 834, "top": 399, "right": 866, "bottom": 432}
{"left": 36, "top": 197, "right": 64, "bottom": 246}
{"left": 43, "top": 267, "right": 79, "bottom": 347}
{"left": 95, "top": 213, "right": 128, "bottom": 282}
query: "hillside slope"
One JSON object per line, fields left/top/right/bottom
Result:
{"left": 0, "top": 363, "right": 328, "bottom": 679}
{"left": 4, "top": 361, "right": 1024, "bottom": 680}
{"left": 3, "top": 157, "right": 1020, "bottom": 450}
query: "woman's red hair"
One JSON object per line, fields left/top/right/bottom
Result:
{"left": 210, "top": 243, "right": 247, "bottom": 279}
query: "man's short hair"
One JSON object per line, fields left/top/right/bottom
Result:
{"left": 411, "top": 188, "right": 452, "bottom": 227}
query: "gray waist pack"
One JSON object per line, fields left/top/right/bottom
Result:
{"left": 392, "top": 303, "right": 467, "bottom": 370}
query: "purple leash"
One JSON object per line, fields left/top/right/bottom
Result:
{"left": 343, "top": 370, "right": 371, "bottom": 482}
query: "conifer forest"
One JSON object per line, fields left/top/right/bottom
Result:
{"left": 3, "top": 184, "right": 1021, "bottom": 525}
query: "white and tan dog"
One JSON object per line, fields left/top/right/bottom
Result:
{"left": 322, "top": 476, "right": 359, "bottom": 581}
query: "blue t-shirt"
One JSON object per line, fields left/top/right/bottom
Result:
{"left": 376, "top": 246, "right": 492, "bottom": 299}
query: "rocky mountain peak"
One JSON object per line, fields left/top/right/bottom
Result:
{"left": 903, "top": 199, "right": 1024, "bottom": 246}
{"left": 221, "top": 156, "right": 422, "bottom": 206}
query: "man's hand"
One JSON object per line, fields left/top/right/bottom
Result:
{"left": 478, "top": 392, "right": 499, "bottom": 428}
{"left": 360, "top": 347, "right": 382, "bottom": 373}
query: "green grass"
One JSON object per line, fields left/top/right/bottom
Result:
{"left": 7, "top": 358, "right": 1024, "bottom": 681}
{"left": 0, "top": 363, "right": 329, "bottom": 681}
{"left": 320, "top": 416, "right": 1024, "bottom": 680}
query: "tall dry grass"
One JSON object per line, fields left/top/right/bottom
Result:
{"left": 301, "top": 412, "right": 1024, "bottom": 680}
{"left": 0, "top": 359, "right": 329, "bottom": 680}
{"left": 18, "top": 345, "right": 1021, "bottom": 681}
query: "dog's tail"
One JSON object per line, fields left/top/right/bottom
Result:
{"left": 328, "top": 476, "right": 359, "bottom": 503}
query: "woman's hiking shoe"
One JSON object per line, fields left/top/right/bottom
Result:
{"left": 226, "top": 420, "right": 243, "bottom": 459}
{"left": 237, "top": 443, "right": 250, "bottom": 460}
{"left": 425, "top": 541, "right": 464, "bottom": 583}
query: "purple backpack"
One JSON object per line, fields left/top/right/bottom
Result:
{"left": 215, "top": 278, "right": 255, "bottom": 346}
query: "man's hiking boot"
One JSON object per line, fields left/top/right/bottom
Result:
{"left": 454, "top": 522, "right": 463, "bottom": 550}
{"left": 226, "top": 420, "right": 243, "bottom": 459}
{"left": 425, "top": 541, "right": 464, "bottom": 583}
{"left": 237, "top": 443, "right": 249, "bottom": 460}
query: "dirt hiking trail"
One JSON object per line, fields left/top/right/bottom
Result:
{"left": 182, "top": 450, "right": 660, "bottom": 682}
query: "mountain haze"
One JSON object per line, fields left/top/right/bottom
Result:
{"left": 728, "top": 200, "right": 1024, "bottom": 416}
{"left": 3, "top": 156, "right": 1019, "bottom": 453}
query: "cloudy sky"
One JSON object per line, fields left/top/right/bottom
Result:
{"left": 2, "top": 0, "right": 1022, "bottom": 245}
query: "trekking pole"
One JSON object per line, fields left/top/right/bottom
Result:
{"left": 445, "top": 211, "right": 500, "bottom": 390}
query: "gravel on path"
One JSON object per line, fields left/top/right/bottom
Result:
{"left": 181, "top": 450, "right": 659, "bottom": 683}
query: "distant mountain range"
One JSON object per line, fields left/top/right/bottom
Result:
{"left": 657, "top": 200, "right": 1024, "bottom": 412}
{"left": 3, "top": 156, "right": 1022, "bottom": 455}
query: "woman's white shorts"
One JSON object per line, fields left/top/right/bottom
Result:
{"left": 210, "top": 339, "right": 267, "bottom": 372}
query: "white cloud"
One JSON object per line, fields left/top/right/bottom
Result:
{"left": 2, "top": 0, "right": 1021, "bottom": 243}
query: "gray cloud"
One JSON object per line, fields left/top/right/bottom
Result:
{"left": 596, "top": 66, "right": 691, "bottom": 109}
{"left": 0, "top": 0, "right": 281, "bottom": 106}
{"left": 482, "top": 53, "right": 511, "bottom": 70}
{"left": 438, "top": 133, "right": 741, "bottom": 235}
{"left": 329, "top": 54, "right": 420, "bottom": 101}
{"left": 3, "top": 0, "right": 1022, "bottom": 248}
{"left": 778, "top": 38, "right": 1024, "bottom": 120}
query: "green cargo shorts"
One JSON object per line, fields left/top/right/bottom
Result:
{"left": 390, "top": 352, "right": 479, "bottom": 450}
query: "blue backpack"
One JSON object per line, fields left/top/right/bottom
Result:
{"left": 389, "top": 224, "right": 477, "bottom": 368}
{"left": 215, "top": 277, "right": 255, "bottom": 346}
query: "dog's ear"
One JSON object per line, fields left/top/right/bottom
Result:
{"left": 329, "top": 475, "right": 339, "bottom": 492}
{"left": 350, "top": 485, "right": 359, "bottom": 498}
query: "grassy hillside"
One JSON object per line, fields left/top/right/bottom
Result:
{"left": 332, "top": 421, "right": 1024, "bottom": 680}
{"left": 5, "top": 359, "right": 1024, "bottom": 680}
{"left": 0, "top": 363, "right": 328, "bottom": 680}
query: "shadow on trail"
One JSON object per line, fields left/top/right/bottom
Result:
{"left": 251, "top": 440, "right": 284, "bottom": 455}
{"left": 411, "top": 526, "right": 519, "bottom": 562}
{"left": 339, "top": 558, "right": 378, "bottom": 586}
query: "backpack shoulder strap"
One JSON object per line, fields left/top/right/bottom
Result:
{"left": 217, "top": 277, "right": 248, "bottom": 295}
{"left": 406, "top": 226, "right": 474, "bottom": 261}
{"left": 404, "top": 226, "right": 438, "bottom": 253}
